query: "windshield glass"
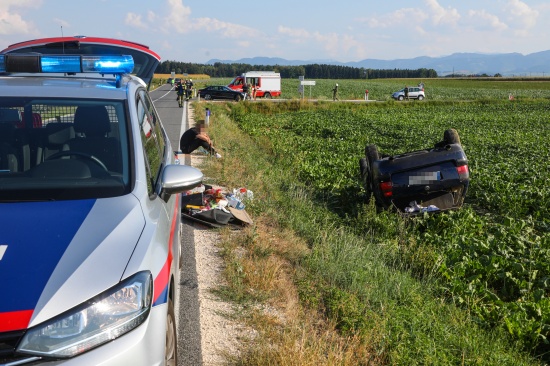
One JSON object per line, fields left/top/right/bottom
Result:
{"left": 0, "top": 98, "right": 130, "bottom": 201}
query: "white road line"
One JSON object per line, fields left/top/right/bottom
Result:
{"left": 152, "top": 89, "right": 173, "bottom": 102}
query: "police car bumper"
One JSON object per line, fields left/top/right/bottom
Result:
{"left": 15, "top": 306, "right": 169, "bottom": 366}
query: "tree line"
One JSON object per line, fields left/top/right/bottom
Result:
{"left": 155, "top": 60, "right": 438, "bottom": 79}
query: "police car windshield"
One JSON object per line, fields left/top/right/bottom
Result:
{"left": 0, "top": 97, "right": 130, "bottom": 201}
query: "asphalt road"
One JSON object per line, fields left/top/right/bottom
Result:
{"left": 149, "top": 84, "right": 203, "bottom": 366}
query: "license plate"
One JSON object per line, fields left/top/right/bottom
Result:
{"left": 408, "top": 171, "right": 441, "bottom": 185}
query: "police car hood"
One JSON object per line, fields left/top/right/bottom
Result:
{"left": 0, "top": 36, "right": 160, "bottom": 86}
{"left": 0, "top": 195, "right": 145, "bottom": 332}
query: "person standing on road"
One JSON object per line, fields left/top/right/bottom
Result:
{"left": 186, "top": 79, "right": 194, "bottom": 100}
{"left": 251, "top": 83, "right": 257, "bottom": 100}
{"left": 242, "top": 83, "right": 249, "bottom": 100}
{"left": 332, "top": 83, "right": 339, "bottom": 101}
{"left": 179, "top": 120, "right": 222, "bottom": 158}
{"left": 175, "top": 81, "right": 185, "bottom": 107}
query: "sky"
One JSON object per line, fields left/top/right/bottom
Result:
{"left": 0, "top": 0, "right": 549, "bottom": 64}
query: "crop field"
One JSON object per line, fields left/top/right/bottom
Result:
{"left": 223, "top": 90, "right": 550, "bottom": 361}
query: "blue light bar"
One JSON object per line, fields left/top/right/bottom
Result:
{"left": 0, "top": 54, "right": 134, "bottom": 75}
{"left": 41, "top": 55, "right": 81, "bottom": 73}
{"left": 81, "top": 55, "right": 134, "bottom": 74}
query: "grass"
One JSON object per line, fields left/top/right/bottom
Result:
{"left": 191, "top": 97, "right": 540, "bottom": 365}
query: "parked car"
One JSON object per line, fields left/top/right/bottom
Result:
{"left": 359, "top": 129, "right": 469, "bottom": 213}
{"left": 0, "top": 36, "right": 203, "bottom": 365}
{"left": 392, "top": 86, "right": 425, "bottom": 101}
{"left": 198, "top": 85, "right": 246, "bottom": 101}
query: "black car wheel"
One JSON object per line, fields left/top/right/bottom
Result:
{"left": 264, "top": 92, "right": 272, "bottom": 99}
{"left": 234, "top": 94, "right": 242, "bottom": 101}
{"left": 359, "top": 158, "right": 372, "bottom": 203}
{"left": 364, "top": 144, "right": 380, "bottom": 204}
{"left": 204, "top": 94, "right": 212, "bottom": 100}
{"left": 443, "top": 128, "right": 461, "bottom": 145}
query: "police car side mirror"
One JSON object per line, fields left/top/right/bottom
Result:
{"left": 159, "top": 164, "right": 203, "bottom": 202}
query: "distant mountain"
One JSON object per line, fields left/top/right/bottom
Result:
{"left": 207, "top": 51, "right": 550, "bottom": 76}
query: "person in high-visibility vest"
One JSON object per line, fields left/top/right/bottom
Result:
{"left": 175, "top": 81, "right": 185, "bottom": 107}
{"left": 332, "top": 83, "right": 339, "bottom": 101}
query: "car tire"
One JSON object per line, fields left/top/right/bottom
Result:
{"left": 365, "top": 144, "right": 380, "bottom": 204}
{"left": 165, "top": 297, "right": 178, "bottom": 366}
{"left": 204, "top": 94, "right": 212, "bottom": 100}
{"left": 264, "top": 92, "right": 272, "bottom": 99}
{"left": 359, "top": 158, "right": 372, "bottom": 203}
{"left": 234, "top": 94, "right": 242, "bottom": 101}
{"left": 418, "top": 95, "right": 424, "bottom": 100}
{"left": 398, "top": 95, "right": 404, "bottom": 101}
{"left": 443, "top": 128, "right": 461, "bottom": 145}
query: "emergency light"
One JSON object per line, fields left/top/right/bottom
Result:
{"left": 0, "top": 54, "right": 134, "bottom": 75}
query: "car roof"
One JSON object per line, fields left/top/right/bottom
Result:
{"left": 1, "top": 36, "right": 160, "bottom": 86}
{"left": 0, "top": 74, "right": 134, "bottom": 99}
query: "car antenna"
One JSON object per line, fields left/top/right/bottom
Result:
{"left": 61, "top": 26, "right": 65, "bottom": 53}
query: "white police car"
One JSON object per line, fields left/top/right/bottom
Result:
{"left": 0, "top": 37, "right": 202, "bottom": 365}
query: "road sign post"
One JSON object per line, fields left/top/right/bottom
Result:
{"left": 300, "top": 80, "right": 316, "bottom": 99}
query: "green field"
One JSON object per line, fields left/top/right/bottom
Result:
{"left": 194, "top": 78, "right": 550, "bottom": 364}
{"left": 181, "top": 76, "right": 550, "bottom": 101}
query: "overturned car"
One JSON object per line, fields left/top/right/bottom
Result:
{"left": 359, "top": 129, "right": 470, "bottom": 213}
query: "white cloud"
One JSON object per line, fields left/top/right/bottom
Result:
{"left": 505, "top": 0, "right": 538, "bottom": 30}
{"left": 125, "top": 13, "right": 148, "bottom": 30}
{"left": 147, "top": 11, "right": 157, "bottom": 23}
{"left": 360, "top": 8, "right": 428, "bottom": 29}
{"left": 53, "top": 18, "right": 70, "bottom": 28}
{"left": 278, "top": 25, "right": 310, "bottom": 40}
{"left": 0, "top": 0, "right": 40, "bottom": 35}
{"left": 467, "top": 10, "right": 508, "bottom": 32}
{"left": 192, "top": 17, "right": 258, "bottom": 38}
{"left": 424, "top": 0, "right": 460, "bottom": 26}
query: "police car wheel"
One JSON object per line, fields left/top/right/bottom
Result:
{"left": 165, "top": 297, "right": 178, "bottom": 366}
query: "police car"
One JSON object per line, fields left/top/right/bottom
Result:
{"left": 0, "top": 37, "right": 203, "bottom": 365}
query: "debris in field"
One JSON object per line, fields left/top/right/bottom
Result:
{"left": 404, "top": 201, "right": 440, "bottom": 213}
{"left": 181, "top": 184, "right": 254, "bottom": 227}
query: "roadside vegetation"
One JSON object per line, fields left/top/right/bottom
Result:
{"left": 191, "top": 78, "right": 550, "bottom": 365}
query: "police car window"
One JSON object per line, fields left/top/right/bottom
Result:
{"left": 0, "top": 98, "right": 130, "bottom": 202}
{"left": 137, "top": 90, "right": 166, "bottom": 195}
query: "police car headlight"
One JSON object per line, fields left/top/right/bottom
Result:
{"left": 17, "top": 271, "right": 152, "bottom": 358}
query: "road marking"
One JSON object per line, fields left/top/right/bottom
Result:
{"left": 152, "top": 89, "right": 173, "bottom": 102}
{"left": 0, "top": 245, "right": 7, "bottom": 261}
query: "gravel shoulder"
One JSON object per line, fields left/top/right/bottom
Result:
{"left": 186, "top": 105, "right": 242, "bottom": 365}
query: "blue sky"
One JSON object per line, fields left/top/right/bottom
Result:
{"left": 0, "top": 0, "right": 548, "bottom": 64}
